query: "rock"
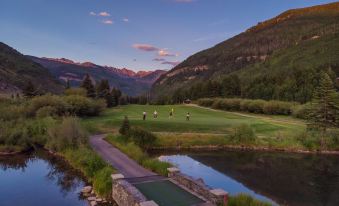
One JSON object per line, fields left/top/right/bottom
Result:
{"left": 81, "top": 186, "right": 92, "bottom": 193}
{"left": 91, "top": 190, "right": 95, "bottom": 194}
{"left": 95, "top": 198, "right": 102, "bottom": 202}
{"left": 87, "top": 196, "right": 96, "bottom": 201}
{"left": 90, "top": 201, "right": 97, "bottom": 206}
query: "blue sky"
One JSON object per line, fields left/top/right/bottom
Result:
{"left": 0, "top": 0, "right": 336, "bottom": 71}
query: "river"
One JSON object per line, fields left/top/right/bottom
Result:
{"left": 0, "top": 151, "right": 87, "bottom": 206}
{"left": 155, "top": 150, "right": 339, "bottom": 206}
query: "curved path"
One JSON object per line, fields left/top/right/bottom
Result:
{"left": 89, "top": 134, "right": 158, "bottom": 179}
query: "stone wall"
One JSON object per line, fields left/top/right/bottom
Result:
{"left": 168, "top": 168, "right": 228, "bottom": 205}
{"left": 111, "top": 174, "right": 158, "bottom": 206}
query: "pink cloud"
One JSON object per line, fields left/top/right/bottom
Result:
{"left": 102, "top": 20, "right": 113, "bottom": 24}
{"left": 133, "top": 44, "right": 159, "bottom": 52}
{"left": 99, "top": 11, "right": 111, "bottom": 17}
{"left": 153, "top": 58, "right": 166, "bottom": 62}
{"left": 158, "top": 49, "right": 179, "bottom": 57}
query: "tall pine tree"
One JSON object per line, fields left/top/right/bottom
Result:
{"left": 96, "top": 79, "right": 114, "bottom": 107}
{"left": 308, "top": 72, "right": 339, "bottom": 145}
{"left": 23, "top": 80, "right": 37, "bottom": 98}
{"left": 81, "top": 74, "right": 96, "bottom": 98}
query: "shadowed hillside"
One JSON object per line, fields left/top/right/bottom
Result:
{"left": 0, "top": 42, "right": 63, "bottom": 94}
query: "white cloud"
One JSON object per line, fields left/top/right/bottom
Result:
{"left": 89, "top": 11, "right": 96, "bottom": 16}
{"left": 123, "top": 18, "right": 129, "bottom": 22}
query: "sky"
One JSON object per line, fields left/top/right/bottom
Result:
{"left": 0, "top": 0, "right": 337, "bottom": 71}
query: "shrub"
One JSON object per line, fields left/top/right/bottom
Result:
{"left": 36, "top": 106, "right": 58, "bottom": 118}
{"left": 230, "top": 124, "right": 256, "bottom": 144}
{"left": 247, "top": 100, "right": 266, "bottom": 113}
{"left": 46, "top": 117, "right": 87, "bottom": 152}
{"left": 228, "top": 194, "right": 272, "bottom": 206}
{"left": 119, "top": 116, "right": 130, "bottom": 136}
{"left": 263, "top": 101, "right": 294, "bottom": 115}
{"left": 292, "top": 103, "right": 312, "bottom": 119}
{"left": 63, "top": 95, "right": 106, "bottom": 116}
{"left": 64, "top": 88, "right": 87, "bottom": 96}
{"left": 0, "top": 104, "right": 25, "bottom": 120}
{"left": 26, "top": 94, "right": 67, "bottom": 117}
{"left": 129, "top": 127, "right": 157, "bottom": 149}
{"left": 197, "top": 98, "right": 215, "bottom": 107}
{"left": 142, "top": 159, "right": 172, "bottom": 176}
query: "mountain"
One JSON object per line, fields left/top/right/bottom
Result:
{"left": 28, "top": 56, "right": 166, "bottom": 96}
{"left": 152, "top": 2, "right": 339, "bottom": 103}
{"left": 0, "top": 42, "right": 63, "bottom": 95}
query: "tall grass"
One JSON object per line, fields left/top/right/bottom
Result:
{"left": 106, "top": 135, "right": 171, "bottom": 176}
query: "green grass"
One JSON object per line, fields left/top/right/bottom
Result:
{"left": 82, "top": 104, "right": 306, "bottom": 139}
{"left": 105, "top": 135, "right": 171, "bottom": 176}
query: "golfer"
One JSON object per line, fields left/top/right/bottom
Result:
{"left": 143, "top": 111, "right": 147, "bottom": 120}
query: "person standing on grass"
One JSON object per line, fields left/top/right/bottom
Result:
{"left": 169, "top": 110, "right": 173, "bottom": 118}
{"left": 153, "top": 110, "right": 158, "bottom": 118}
{"left": 143, "top": 111, "right": 147, "bottom": 120}
{"left": 186, "top": 112, "right": 190, "bottom": 121}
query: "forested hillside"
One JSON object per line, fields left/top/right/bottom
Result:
{"left": 152, "top": 2, "right": 339, "bottom": 103}
{"left": 0, "top": 42, "right": 63, "bottom": 94}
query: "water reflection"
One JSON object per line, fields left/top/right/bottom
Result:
{"left": 157, "top": 151, "right": 339, "bottom": 206}
{"left": 0, "top": 151, "right": 87, "bottom": 206}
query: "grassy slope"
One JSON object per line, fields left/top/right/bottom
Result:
{"left": 82, "top": 104, "right": 306, "bottom": 146}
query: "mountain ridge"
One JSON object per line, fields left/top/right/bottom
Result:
{"left": 151, "top": 2, "right": 339, "bottom": 102}
{"left": 28, "top": 56, "right": 166, "bottom": 96}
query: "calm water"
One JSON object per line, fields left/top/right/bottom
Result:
{"left": 156, "top": 150, "right": 339, "bottom": 206}
{"left": 0, "top": 151, "right": 87, "bottom": 206}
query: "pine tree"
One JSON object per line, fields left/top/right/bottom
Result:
{"left": 81, "top": 74, "right": 96, "bottom": 98}
{"left": 23, "top": 80, "right": 37, "bottom": 98}
{"left": 308, "top": 72, "right": 339, "bottom": 145}
{"left": 96, "top": 79, "right": 115, "bottom": 107}
{"left": 66, "top": 79, "right": 71, "bottom": 89}
{"left": 119, "top": 116, "right": 130, "bottom": 136}
{"left": 111, "top": 88, "right": 122, "bottom": 107}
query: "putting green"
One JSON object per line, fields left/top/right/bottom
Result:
{"left": 134, "top": 180, "right": 204, "bottom": 206}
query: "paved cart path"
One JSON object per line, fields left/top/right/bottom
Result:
{"left": 90, "top": 134, "right": 160, "bottom": 179}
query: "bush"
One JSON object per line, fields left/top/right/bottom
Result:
{"left": 26, "top": 94, "right": 67, "bottom": 117}
{"left": 63, "top": 95, "right": 106, "bottom": 116}
{"left": 0, "top": 104, "right": 25, "bottom": 120}
{"left": 46, "top": 117, "right": 87, "bottom": 152}
{"left": 198, "top": 98, "right": 296, "bottom": 116}
{"left": 228, "top": 194, "right": 272, "bottom": 206}
{"left": 129, "top": 127, "right": 157, "bottom": 149}
{"left": 142, "top": 159, "right": 172, "bottom": 176}
{"left": 230, "top": 124, "right": 256, "bottom": 144}
{"left": 292, "top": 103, "right": 312, "bottom": 119}
{"left": 36, "top": 106, "right": 58, "bottom": 118}
{"left": 247, "top": 100, "right": 266, "bottom": 113}
{"left": 263, "top": 101, "right": 294, "bottom": 115}
{"left": 197, "top": 98, "right": 215, "bottom": 107}
{"left": 64, "top": 88, "right": 87, "bottom": 96}
{"left": 119, "top": 116, "right": 130, "bottom": 136}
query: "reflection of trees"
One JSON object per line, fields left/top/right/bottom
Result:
{"left": 0, "top": 151, "right": 86, "bottom": 198}
{"left": 188, "top": 151, "right": 339, "bottom": 206}
{"left": 37, "top": 151, "right": 86, "bottom": 197}
{"left": 0, "top": 153, "right": 32, "bottom": 171}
